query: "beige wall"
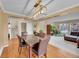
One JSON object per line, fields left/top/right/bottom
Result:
{"left": 0, "top": 10, "right": 8, "bottom": 47}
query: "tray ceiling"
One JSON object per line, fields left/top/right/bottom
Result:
{"left": 1, "top": 0, "right": 79, "bottom": 17}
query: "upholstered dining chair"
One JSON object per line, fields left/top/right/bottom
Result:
{"left": 32, "top": 35, "right": 50, "bottom": 58}
{"left": 17, "top": 35, "right": 27, "bottom": 54}
{"left": 22, "top": 32, "right": 27, "bottom": 36}
{"left": 21, "top": 32, "right": 27, "bottom": 38}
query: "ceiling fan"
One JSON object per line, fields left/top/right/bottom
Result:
{"left": 26, "top": 0, "right": 54, "bottom": 16}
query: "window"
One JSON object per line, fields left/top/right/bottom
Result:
{"left": 59, "top": 23, "right": 68, "bottom": 34}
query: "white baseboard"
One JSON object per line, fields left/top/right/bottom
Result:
{"left": 0, "top": 47, "right": 3, "bottom": 56}
{"left": 0, "top": 44, "right": 8, "bottom": 56}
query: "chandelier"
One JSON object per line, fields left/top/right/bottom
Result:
{"left": 33, "top": 0, "right": 47, "bottom": 18}
{"left": 32, "top": 0, "right": 54, "bottom": 19}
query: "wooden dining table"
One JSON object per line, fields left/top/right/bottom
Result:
{"left": 24, "top": 35, "right": 41, "bottom": 58}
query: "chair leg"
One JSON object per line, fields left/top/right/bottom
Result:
{"left": 26, "top": 46, "right": 27, "bottom": 49}
{"left": 18, "top": 47, "right": 19, "bottom": 52}
{"left": 44, "top": 53, "right": 47, "bottom": 58}
{"left": 18, "top": 46, "right": 20, "bottom": 52}
{"left": 19, "top": 47, "right": 22, "bottom": 54}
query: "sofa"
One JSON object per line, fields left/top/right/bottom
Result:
{"left": 77, "top": 38, "right": 79, "bottom": 48}
{"left": 64, "top": 32, "right": 79, "bottom": 48}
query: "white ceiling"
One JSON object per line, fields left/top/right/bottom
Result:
{"left": 1, "top": 0, "right": 79, "bottom": 17}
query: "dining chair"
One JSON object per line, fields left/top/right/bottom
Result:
{"left": 33, "top": 31, "right": 39, "bottom": 36}
{"left": 32, "top": 35, "right": 50, "bottom": 58}
{"left": 22, "top": 32, "right": 27, "bottom": 36}
{"left": 21, "top": 32, "right": 27, "bottom": 40}
{"left": 17, "top": 35, "right": 27, "bottom": 54}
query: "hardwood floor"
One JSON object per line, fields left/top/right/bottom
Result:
{"left": 1, "top": 38, "right": 79, "bottom": 58}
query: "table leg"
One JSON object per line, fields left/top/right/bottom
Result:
{"left": 29, "top": 45, "right": 32, "bottom": 58}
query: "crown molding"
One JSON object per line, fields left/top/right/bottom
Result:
{"left": 4, "top": 10, "right": 27, "bottom": 17}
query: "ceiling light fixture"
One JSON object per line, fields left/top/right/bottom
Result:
{"left": 33, "top": 5, "right": 47, "bottom": 19}
{"left": 32, "top": 0, "right": 54, "bottom": 19}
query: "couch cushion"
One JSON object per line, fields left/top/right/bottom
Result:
{"left": 65, "top": 34, "right": 78, "bottom": 38}
{"left": 71, "top": 32, "right": 79, "bottom": 36}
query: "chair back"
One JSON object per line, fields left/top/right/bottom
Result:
{"left": 17, "top": 35, "right": 24, "bottom": 46}
{"left": 21, "top": 32, "right": 27, "bottom": 39}
{"left": 38, "top": 35, "right": 50, "bottom": 57}
{"left": 22, "top": 32, "right": 27, "bottom": 36}
{"left": 17, "top": 35, "right": 21, "bottom": 42}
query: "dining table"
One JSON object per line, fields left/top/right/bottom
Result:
{"left": 24, "top": 35, "right": 41, "bottom": 58}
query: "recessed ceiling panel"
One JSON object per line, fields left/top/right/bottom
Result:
{"left": 1, "top": 0, "right": 28, "bottom": 14}
{"left": 23, "top": 0, "right": 35, "bottom": 16}
{"left": 47, "top": 0, "right": 79, "bottom": 14}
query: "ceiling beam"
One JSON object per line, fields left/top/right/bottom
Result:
{"left": 22, "top": 0, "right": 30, "bottom": 14}
{"left": 25, "top": 0, "right": 41, "bottom": 15}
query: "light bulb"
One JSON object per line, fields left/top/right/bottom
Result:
{"left": 41, "top": 10, "right": 44, "bottom": 13}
